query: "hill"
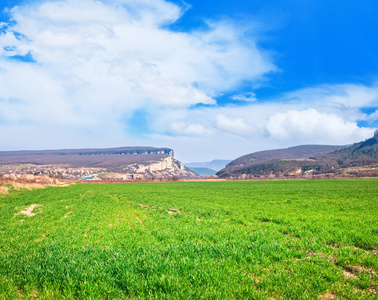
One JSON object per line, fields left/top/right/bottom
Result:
{"left": 227, "top": 145, "right": 346, "bottom": 167}
{"left": 0, "top": 146, "right": 197, "bottom": 180}
{"left": 217, "top": 131, "right": 378, "bottom": 179}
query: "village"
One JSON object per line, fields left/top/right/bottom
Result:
{"left": 0, "top": 164, "right": 102, "bottom": 182}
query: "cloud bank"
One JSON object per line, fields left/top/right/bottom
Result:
{"left": 151, "top": 84, "right": 377, "bottom": 159}
{"left": 0, "top": 0, "right": 376, "bottom": 161}
{"left": 0, "top": 0, "right": 276, "bottom": 152}
{"left": 266, "top": 108, "right": 373, "bottom": 143}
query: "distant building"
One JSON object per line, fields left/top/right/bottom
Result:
{"left": 82, "top": 176, "right": 99, "bottom": 180}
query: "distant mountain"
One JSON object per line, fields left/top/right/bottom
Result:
{"left": 188, "top": 167, "right": 217, "bottom": 176}
{"left": 217, "top": 132, "right": 378, "bottom": 179}
{"left": 185, "top": 160, "right": 232, "bottom": 171}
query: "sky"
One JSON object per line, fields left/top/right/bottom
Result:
{"left": 0, "top": 0, "right": 377, "bottom": 162}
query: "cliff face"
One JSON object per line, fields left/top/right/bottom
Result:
{"left": 121, "top": 156, "right": 197, "bottom": 179}
{"left": 0, "top": 146, "right": 198, "bottom": 180}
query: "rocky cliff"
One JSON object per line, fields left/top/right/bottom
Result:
{"left": 114, "top": 156, "right": 196, "bottom": 180}
{"left": 0, "top": 146, "right": 198, "bottom": 180}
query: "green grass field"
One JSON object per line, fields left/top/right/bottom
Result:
{"left": 0, "top": 179, "right": 377, "bottom": 299}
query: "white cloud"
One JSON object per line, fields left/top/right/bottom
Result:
{"left": 166, "top": 113, "right": 254, "bottom": 137}
{"left": 149, "top": 84, "right": 378, "bottom": 160}
{"left": 283, "top": 84, "right": 378, "bottom": 109}
{"left": 0, "top": 0, "right": 275, "bottom": 152}
{"left": 231, "top": 92, "right": 257, "bottom": 102}
{"left": 169, "top": 122, "right": 214, "bottom": 136}
{"left": 266, "top": 108, "right": 375, "bottom": 144}
{"left": 367, "top": 110, "right": 378, "bottom": 122}
{"left": 215, "top": 114, "right": 253, "bottom": 135}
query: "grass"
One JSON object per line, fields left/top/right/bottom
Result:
{"left": 0, "top": 179, "right": 377, "bottom": 299}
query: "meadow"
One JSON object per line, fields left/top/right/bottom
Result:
{"left": 0, "top": 179, "right": 377, "bottom": 299}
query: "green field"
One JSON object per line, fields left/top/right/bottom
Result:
{"left": 0, "top": 179, "right": 377, "bottom": 299}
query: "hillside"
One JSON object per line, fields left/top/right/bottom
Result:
{"left": 227, "top": 145, "right": 346, "bottom": 167}
{"left": 218, "top": 131, "right": 378, "bottom": 179}
{"left": 0, "top": 146, "right": 197, "bottom": 180}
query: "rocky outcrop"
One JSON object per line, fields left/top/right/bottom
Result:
{"left": 122, "top": 157, "right": 197, "bottom": 179}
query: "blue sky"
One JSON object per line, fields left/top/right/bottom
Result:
{"left": 0, "top": 0, "right": 377, "bottom": 162}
